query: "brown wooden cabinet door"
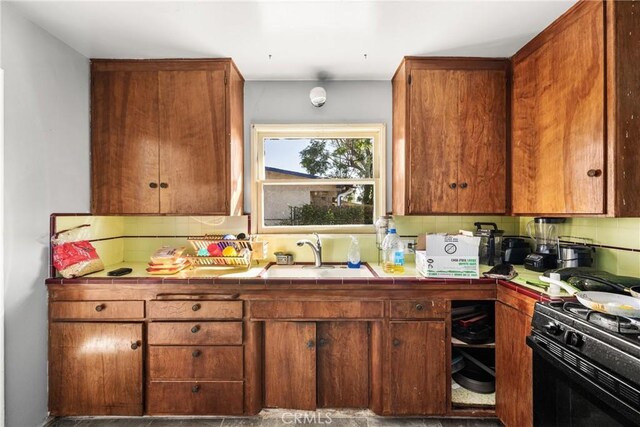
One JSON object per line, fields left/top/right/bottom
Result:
{"left": 387, "top": 321, "right": 447, "bottom": 415}
{"left": 317, "top": 322, "right": 369, "bottom": 408}
{"left": 91, "top": 71, "right": 160, "bottom": 213}
{"left": 264, "top": 322, "right": 316, "bottom": 410}
{"left": 408, "top": 69, "right": 459, "bottom": 214}
{"left": 512, "top": 1, "right": 605, "bottom": 215}
{"left": 495, "top": 302, "right": 533, "bottom": 427}
{"left": 49, "top": 322, "right": 143, "bottom": 415}
{"left": 458, "top": 70, "right": 507, "bottom": 214}
{"left": 158, "top": 70, "right": 228, "bottom": 214}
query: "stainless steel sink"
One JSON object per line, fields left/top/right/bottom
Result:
{"left": 262, "top": 264, "right": 375, "bottom": 279}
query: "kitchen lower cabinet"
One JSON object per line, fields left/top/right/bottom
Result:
{"left": 495, "top": 287, "right": 535, "bottom": 427}
{"left": 146, "top": 298, "right": 246, "bottom": 415}
{"left": 317, "top": 322, "right": 369, "bottom": 408}
{"left": 264, "top": 321, "right": 371, "bottom": 410}
{"left": 48, "top": 322, "right": 143, "bottom": 416}
{"left": 387, "top": 321, "right": 447, "bottom": 415}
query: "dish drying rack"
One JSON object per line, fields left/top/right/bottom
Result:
{"left": 186, "top": 235, "right": 253, "bottom": 268}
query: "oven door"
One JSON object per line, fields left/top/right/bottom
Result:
{"left": 527, "top": 333, "right": 640, "bottom": 427}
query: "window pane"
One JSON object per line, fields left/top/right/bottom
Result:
{"left": 264, "top": 137, "right": 373, "bottom": 179}
{"left": 263, "top": 184, "right": 374, "bottom": 226}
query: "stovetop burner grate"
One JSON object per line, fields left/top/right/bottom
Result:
{"left": 561, "top": 301, "right": 640, "bottom": 336}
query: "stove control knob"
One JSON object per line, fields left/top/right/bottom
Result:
{"left": 564, "top": 331, "right": 584, "bottom": 347}
{"left": 544, "top": 322, "right": 562, "bottom": 335}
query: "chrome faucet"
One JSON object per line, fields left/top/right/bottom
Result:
{"left": 296, "top": 233, "right": 323, "bottom": 268}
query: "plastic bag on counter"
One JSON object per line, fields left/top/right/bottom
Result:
{"left": 52, "top": 224, "right": 104, "bottom": 278}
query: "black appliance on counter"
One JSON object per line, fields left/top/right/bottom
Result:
{"left": 501, "top": 237, "right": 531, "bottom": 265}
{"left": 524, "top": 217, "right": 565, "bottom": 272}
{"left": 527, "top": 301, "right": 640, "bottom": 426}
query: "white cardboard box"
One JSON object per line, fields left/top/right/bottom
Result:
{"left": 416, "top": 234, "right": 481, "bottom": 279}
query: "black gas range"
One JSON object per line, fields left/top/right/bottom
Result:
{"left": 527, "top": 301, "right": 640, "bottom": 427}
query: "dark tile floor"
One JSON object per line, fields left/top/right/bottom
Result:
{"left": 45, "top": 417, "right": 502, "bottom": 427}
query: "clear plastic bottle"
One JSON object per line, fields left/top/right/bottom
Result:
{"left": 347, "top": 236, "right": 361, "bottom": 269}
{"left": 382, "top": 227, "right": 405, "bottom": 273}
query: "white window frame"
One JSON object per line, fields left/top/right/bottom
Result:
{"left": 251, "top": 123, "right": 386, "bottom": 234}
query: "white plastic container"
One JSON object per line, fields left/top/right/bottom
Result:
{"left": 382, "top": 228, "right": 405, "bottom": 273}
{"left": 347, "top": 236, "right": 361, "bottom": 268}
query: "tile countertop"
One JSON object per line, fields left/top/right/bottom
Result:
{"left": 46, "top": 261, "right": 571, "bottom": 301}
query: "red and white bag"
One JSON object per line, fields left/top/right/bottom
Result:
{"left": 52, "top": 224, "right": 104, "bottom": 278}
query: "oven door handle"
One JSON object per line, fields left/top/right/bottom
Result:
{"left": 527, "top": 334, "right": 640, "bottom": 423}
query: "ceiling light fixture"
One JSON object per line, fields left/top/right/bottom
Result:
{"left": 310, "top": 86, "right": 327, "bottom": 108}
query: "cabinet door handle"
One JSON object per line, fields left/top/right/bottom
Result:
{"left": 192, "top": 349, "right": 201, "bottom": 358}
{"left": 192, "top": 303, "right": 201, "bottom": 312}
{"left": 318, "top": 338, "right": 328, "bottom": 347}
{"left": 95, "top": 304, "right": 105, "bottom": 312}
{"left": 149, "top": 182, "right": 158, "bottom": 189}
{"left": 587, "top": 169, "right": 602, "bottom": 177}
{"left": 131, "top": 341, "right": 141, "bottom": 350}
{"left": 392, "top": 338, "right": 401, "bottom": 347}
{"left": 415, "top": 303, "right": 424, "bottom": 311}
{"left": 192, "top": 385, "right": 200, "bottom": 393}
{"left": 306, "top": 339, "right": 315, "bottom": 349}
{"left": 191, "top": 325, "right": 200, "bottom": 334}
{"left": 449, "top": 183, "right": 457, "bottom": 189}
{"left": 459, "top": 182, "right": 468, "bottom": 189}
{"left": 160, "top": 182, "right": 169, "bottom": 189}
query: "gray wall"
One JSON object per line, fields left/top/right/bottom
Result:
{"left": 244, "top": 80, "right": 392, "bottom": 212}
{"left": 2, "top": 4, "right": 90, "bottom": 426}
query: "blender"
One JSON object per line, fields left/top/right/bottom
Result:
{"left": 524, "top": 217, "right": 566, "bottom": 272}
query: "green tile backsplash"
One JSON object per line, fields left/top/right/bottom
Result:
{"left": 519, "top": 216, "right": 640, "bottom": 276}
{"left": 51, "top": 214, "right": 640, "bottom": 277}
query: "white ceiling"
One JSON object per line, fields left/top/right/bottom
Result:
{"left": 7, "top": 0, "right": 576, "bottom": 80}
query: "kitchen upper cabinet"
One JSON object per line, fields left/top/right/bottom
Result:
{"left": 392, "top": 58, "right": 508, "bottom": 215}
{"left": 495, "top": 287, "right": 535, "bottom": 427}
{"left": 91, "top": 59, "right": 244, "bottom": 215}
{"left": 49, "top": 322, "right": 143, "bottom": 416}
{"left": 386, "top": 321, "right": 447, "bottom": 415}
{"left": 511, "top": 0, "right": 640, "bottom": 216}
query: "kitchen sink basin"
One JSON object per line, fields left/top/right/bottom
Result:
{"left": 262, "top": 264, "right": 375, "bottom": 279}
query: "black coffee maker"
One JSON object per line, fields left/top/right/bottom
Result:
{"left": 524, "top": 217, "right": 566, "bottom": 272}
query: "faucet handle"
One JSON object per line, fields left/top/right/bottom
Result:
{"left": 313, "top": 232, "right": 321, "bottom": 247}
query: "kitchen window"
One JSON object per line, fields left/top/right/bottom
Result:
{"left": 251, "top": 124, "right": 386, "bottom": 234}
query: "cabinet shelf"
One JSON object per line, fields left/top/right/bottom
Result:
{"left": 451, "top": 337, "right": 495, "bottom": 348}
{"left": 451, "top": 379, "right": 495, "bottom": 409}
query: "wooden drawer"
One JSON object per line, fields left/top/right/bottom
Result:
{"left": 147, "top": 381, "right": 244, "bottom": 415}
{"left": 147, "top": 322, "right": 243, "bottom": 345}
{"left": 50, "top": 301, "right": 144, "bottom": 320}
{"left": 148, "top": 346, "right": 243, "bottom": 380}
{"left": 390, "top": 300, "right": 448, "bottom": 320}
{"left": 147, "top": 300, "right": 243, "bottom": 320}
{"left": 250, "top": 300, "right": 384, "bottom": 319}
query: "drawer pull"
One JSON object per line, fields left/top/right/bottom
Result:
{"left": 192, "top": 349, "right": 201, "bottom": 358}
{"left": 192, "top": 385, "right": 200, "bottom": 393}
{"left": 130, "top": 341, "right": 141, "bottom": 350}
{"left": 191, "top": 325, "right": 200, "bottom": 334}
{"left": 392, "top": 338, "right": 401, "bottom": 347}
{"left": 415, "top": 303, "right": 424, "bottom": 311}
{"left": 192, "top": 303, "right": 201, "bottom": 312}
{"left": 95, "top": 304, "right": 105, "bottom": 312}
